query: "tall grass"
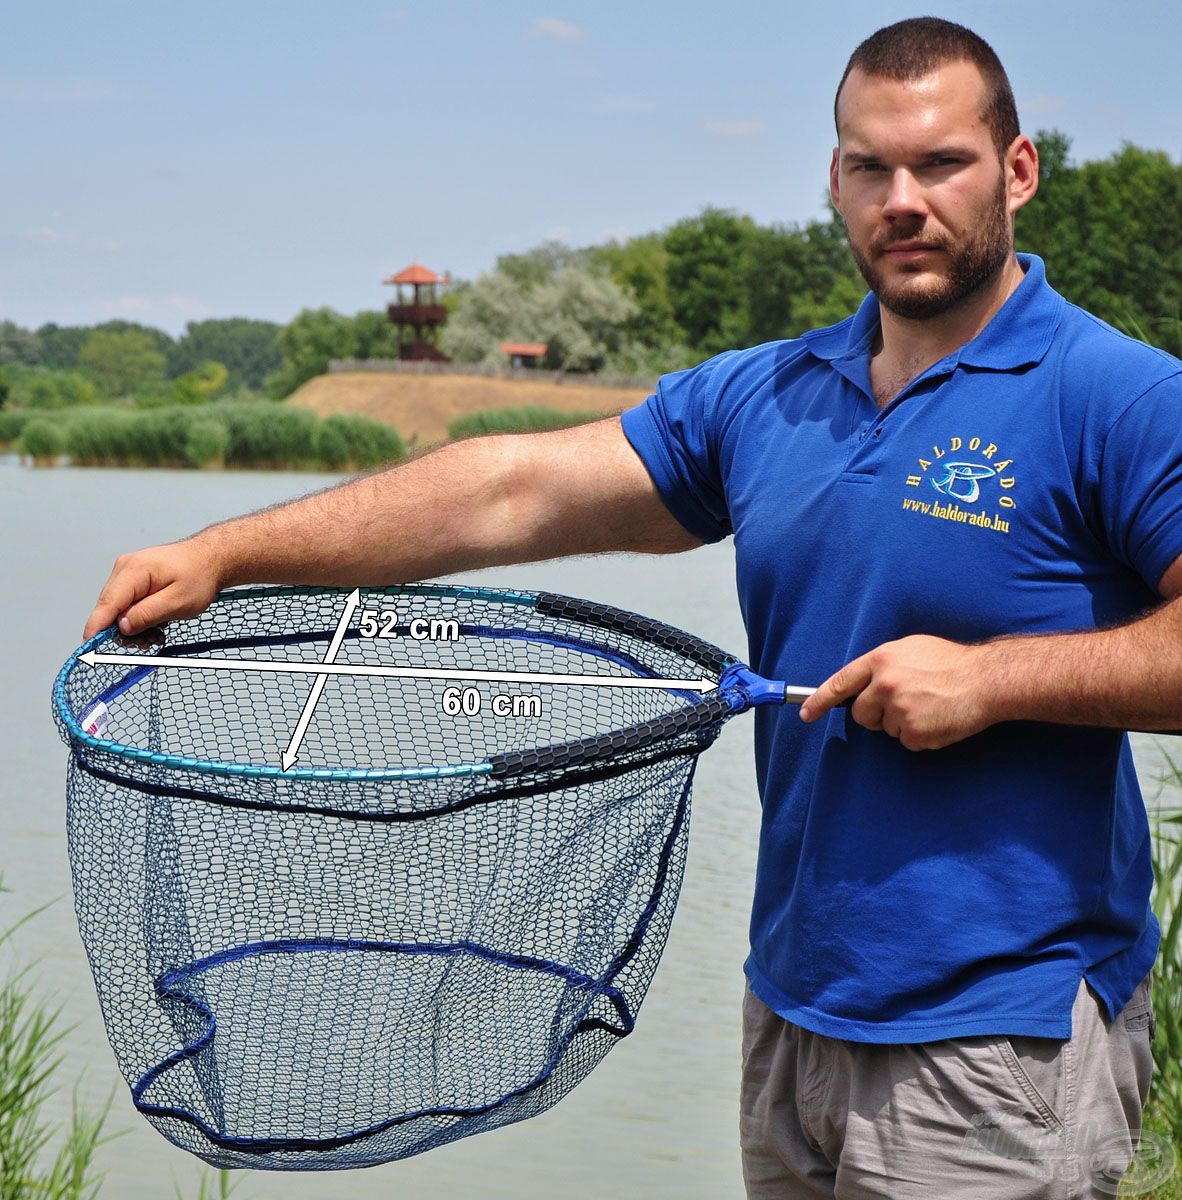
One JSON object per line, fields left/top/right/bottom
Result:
{"left": 0, "top": 881, "right": 111, "bottom": 1198}
{"left": 177, "top": 1168, "right": 245, "bottom": 1200}
{"left": 447, "top": 405, "right": 602, "bottom": 439}
{"left": 12, "top": 404, "right": 404, "bottom": 471}
{"left": 1128, "top": 760, "right": 1182, "bottom": 1198}
{"left": 1150, "top": 798, "right": 1182, "bottom": 1142}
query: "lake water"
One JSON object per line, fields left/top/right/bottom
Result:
{"left": 2, "top": 458, "right": 1179, "bottom": 1200}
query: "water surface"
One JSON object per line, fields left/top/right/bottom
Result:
{"left": 2, "top": 460, "right": 1177, "bottom": 1199}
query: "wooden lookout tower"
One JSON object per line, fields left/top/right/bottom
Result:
{"left": 383, "top": 262, "right": 451, "bottom": 362}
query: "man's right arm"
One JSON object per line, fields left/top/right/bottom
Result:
{"left": 83, "top": 416, "right": 700, "bottom": 639}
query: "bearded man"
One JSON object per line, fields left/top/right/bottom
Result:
{"left": 86, "top": 17, "right": 1182, "bottom": 1198}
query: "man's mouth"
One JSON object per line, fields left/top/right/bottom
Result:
{"left": 883, "top": 240, "right": 942, "bottom": 257}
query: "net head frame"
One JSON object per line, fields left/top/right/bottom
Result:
{"left": 54, "top": 584, "right": 748, "bottom": 1170}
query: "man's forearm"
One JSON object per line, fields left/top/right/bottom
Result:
{"left": 83, "top": 418, "right": 697, "bottom": 639}
{"left": 801, "top": 591, "right": 1182, "bottom": 749}
{"left": 200, "top": 436, "right": 532, "bottom": 590}
{"left": 976, "top": 595, "right": 1182, "bottom": 731}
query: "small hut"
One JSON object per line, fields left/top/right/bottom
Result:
{"left": 499, "top": 342, "right": 549, "bottom": 370}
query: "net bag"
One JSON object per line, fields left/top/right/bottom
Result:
{"left": 53, "top": 584, "right": 787, "bottom": 1171}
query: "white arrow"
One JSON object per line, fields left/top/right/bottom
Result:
{"left": 281, "top": 588, "right": 360, "bottom": 771}
{"left": 78, "top": 651, "right": 718, "bottom": 694}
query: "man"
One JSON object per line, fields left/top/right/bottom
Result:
{"left": 85, "top": 17, "right": 1181, "bottom": 1198}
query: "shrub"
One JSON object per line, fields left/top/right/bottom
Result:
{"left": 0, "top": 410, "right": 31, "bottom": 446}
{"left": 185, "top": 418, "right": 230, "bottom": 467}
{"left": 447, "top": 405, "right": 601, "bottom": 440}
{"left": 64, "top": 411, "right": 140, "bottom": 466}
{"left": 132, "top": 380, "right": 180, "bottom": 409}
{"left": 318, "top": 414, "right": 404, "bottom": 469}
{"left": 217, "top": 403, "right": 318, "bottom": 468}
{"left": 13, "top": 401, "right": 404, "bottom": 470}
{"left": 313, "top": 420, "right": 350, "bottom": 470}
{"left": 18, "top": 418, "right": 66, "bottom": 462}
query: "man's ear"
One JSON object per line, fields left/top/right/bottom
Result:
{"left": 1006, "top": 134, "right": 1039, "bottom": 215}
{"left": 829, "top": 146, "right": 842, "bottom": 213}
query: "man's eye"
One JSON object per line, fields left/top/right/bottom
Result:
{"left": 853, "top": 163, "right": 884, "bottom": 172}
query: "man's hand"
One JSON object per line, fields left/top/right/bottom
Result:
{"left": 83, "top": 539, "right": 224, "bottom": 640}
{"left": 798, "top": 635, "right": 994, "bottom": 751}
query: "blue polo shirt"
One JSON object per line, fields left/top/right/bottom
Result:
{"left": 621, "top": 253, "right": 1182, "bottom": 1042}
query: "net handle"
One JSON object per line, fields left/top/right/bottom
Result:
{"left": 718, "top": 664, "right": 837, "bottom": 709}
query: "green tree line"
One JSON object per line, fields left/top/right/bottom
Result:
{"left": 1, "top": 130, "right": 1178, "bottom": 416}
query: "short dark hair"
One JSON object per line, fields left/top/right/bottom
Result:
{"left": 834, "top": 17, "right": 1020, "bottom": 161}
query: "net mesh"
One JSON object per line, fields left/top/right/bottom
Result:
{"left": 54, "top": 585, "right": 741, "bottom": 1170}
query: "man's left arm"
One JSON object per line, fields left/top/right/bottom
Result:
{"left": 800, "top": 555, "right": 1182, "bottom": 751}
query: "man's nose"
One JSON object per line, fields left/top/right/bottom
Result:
{"left": 882, "top": 168, "right": 928, "bottom": 219}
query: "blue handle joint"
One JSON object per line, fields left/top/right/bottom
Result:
{"left": 718, "top": 662, "right": 788, "bottom": 712}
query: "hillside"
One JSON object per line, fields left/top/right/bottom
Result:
{"left": 286, "top": 371, "right": 653, "bottom": 449}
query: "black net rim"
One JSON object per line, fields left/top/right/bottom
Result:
{"left": 55, "top": 583, "right": 742, "bottom": 784}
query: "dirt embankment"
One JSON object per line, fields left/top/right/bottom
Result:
{"left": 286, "top": 372, "right": 653, "bottom": 450}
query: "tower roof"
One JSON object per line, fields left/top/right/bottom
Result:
{"left": 384, "top": 263, "right": 446, "bottom": 286}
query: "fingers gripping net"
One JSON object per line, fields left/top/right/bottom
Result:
{"left": 54, "top": 585, "right": 743, "bottom": 1171}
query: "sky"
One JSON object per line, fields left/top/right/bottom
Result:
{"left": 3, "top": 0, "right": 1179, "bottom": 336}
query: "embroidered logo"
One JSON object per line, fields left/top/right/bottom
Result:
{"left": 931, "top": 461, "right": 997, "bottom": 503}
{"left": 901, "top": 436, "right": 1015, "bottom": 534}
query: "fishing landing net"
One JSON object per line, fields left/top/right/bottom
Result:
{"left": 53, "top": 584, "right": 798, "bottom": 1171}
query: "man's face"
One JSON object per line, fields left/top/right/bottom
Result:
{"left": 830, "top": 61, "right": 1014, "bottom": 321}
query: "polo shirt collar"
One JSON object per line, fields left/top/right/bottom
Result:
{"left": 800, "top": 252, "right": 1062, "bottom": 371}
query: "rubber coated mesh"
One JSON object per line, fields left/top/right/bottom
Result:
{"left": 54, "top": 585, "right": 739, "bottom": 1171}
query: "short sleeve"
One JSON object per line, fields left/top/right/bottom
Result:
{"left": 620, "top": 353, "right": 736, "bottom": 544}
{"left": 1097, "top": 371, "right": 1182, "bottom": 590}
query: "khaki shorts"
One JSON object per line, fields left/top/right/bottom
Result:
{"left": 740, "top": 973, "right": 1161, "bottom": 1199}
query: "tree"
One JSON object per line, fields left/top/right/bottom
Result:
{"left": 79, "top": 329, "right": 168, "bottom": 397}
{"left": 267, "top": 308, "right": 362, "bottom": 398}
{"left": 352, "top": 310, "right": 401, "bottom": 360}
{"left": 169, "top": 361, "right": 230, "bottom": 406}
{"left": 0, "top": 321, "right": 40, "bottom": 365}
{"left": 664, "top": 208, "right": 761, "bottom": 355}
{"left": 441, "top": 263, "right": 637, "bottom": 372}
{"left": 440, "top": 273, "right": 532, "bottom": 365}
{"left": 168, "top": 318, "right": 283, "bottom": 389}
{"left": 36, "top": 323, "right": 91, "bottom": 369}
{"left": 534, "top": 266, "right": 638, "bottom": 372}
{"left": 496, "top": 241, "right": 590, "bottom": 288}
{"left": 1017, "top": 131, "right": 1182, "bottom": 356}
{"left": 592, "top": 234, "right": 685, "bottom": 350}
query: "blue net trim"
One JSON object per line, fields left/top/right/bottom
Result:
{"left": 134, "top": 938, "right": 635, "bottom": 1154}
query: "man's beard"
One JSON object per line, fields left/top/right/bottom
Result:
{"left": 846, "top": 172, "right": 1012, "bottom": 320}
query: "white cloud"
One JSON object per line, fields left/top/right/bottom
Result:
{"left": 0, "top": 76, "right": 113, "bottom": 104}
{"left": 530, "top": 17, "right": 587, "bottom": 42}
{"left": 1019, "top": 92, "right": 1067, "bottom": 116}
{"left": 26, "top": 226, "right": 120, "bottom": 251}
{"left": 704, "top": 118, "right": 764, "bottom": 138}
{"left": 97, "top": 296, "right": 153, "bottom": 317}
{"left": 94, "top": 295, "right": 211, "bottom": 322}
